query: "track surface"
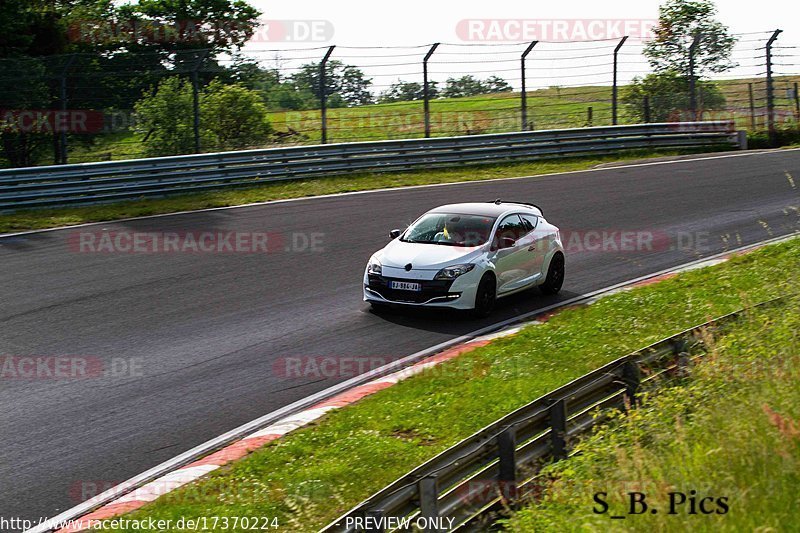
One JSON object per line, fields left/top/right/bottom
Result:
{"left": 1, "top": 150, "right": 798, "bottom": 524}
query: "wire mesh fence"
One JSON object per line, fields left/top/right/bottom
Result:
{"left": 0, "top": 30, "right": 798, "bottom": 168}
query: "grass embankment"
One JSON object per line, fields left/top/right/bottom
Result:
{"left": 104, "top": 238, "right": 798, "bottom": 531}
{"left": 0, "top": 148, "right": 714, "bottom": 234}
{"left": 506, "top": 293, "right": 800, "bottom": 532}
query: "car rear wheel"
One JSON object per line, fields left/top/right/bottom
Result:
{"left": 472, "top": 274, "right": 496, "bottom": 318}
{"left": 540, "top": 253, "right": 565, "bottom": 295}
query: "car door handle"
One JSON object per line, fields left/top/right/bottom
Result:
{"left": 528, "top": 245, "right": 536, "bottom": 251}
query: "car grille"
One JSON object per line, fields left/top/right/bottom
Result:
{"left": 367, "top": 275, "right": 459, "bottom": 304}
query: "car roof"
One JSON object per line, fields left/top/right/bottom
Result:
{"left": 428, "top": 202, "right": 543, "bottom": 218}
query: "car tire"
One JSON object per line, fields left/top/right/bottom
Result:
{"left": 472, "top": 274, "right": 497, "bottom": 318}
{"left": 540, "top": 253, "right": 565, "bottom": 295}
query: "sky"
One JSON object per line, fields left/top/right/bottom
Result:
{"left": 231, "top": 0, "right": 798, "bottom": 92}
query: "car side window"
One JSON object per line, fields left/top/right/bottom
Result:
{"left": 494, "top": 215, "right": 526, "bottom": 248}
{"left": 520, "top": 214, "right": 539, "bottom": 234}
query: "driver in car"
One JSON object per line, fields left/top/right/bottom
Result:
{"left": 433, "top": 216, "right": 461, "bottom": 243}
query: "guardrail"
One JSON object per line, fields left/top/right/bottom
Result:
{"left": 0, "top": 122, "right": 740, "bottom": 211}
{"left": 323, "top": 295, "right": 785, "bottom": 532}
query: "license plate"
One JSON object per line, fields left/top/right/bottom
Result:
{"left": 390, "top": 281, "right": 422, "bottom": 292}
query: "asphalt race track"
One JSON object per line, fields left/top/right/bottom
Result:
{"left": 1, "top": 149, "right": 798, "bottom": 524}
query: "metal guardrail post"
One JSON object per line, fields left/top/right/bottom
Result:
{"left": 688, "top": 34, "right": 702, "bottom": 121}
{"left": 423, "top": 43, "right": 440, "bottom": 138}
{"left": 520, "top": 41, "right": 538, "bottom": 131}
{"left": 418, "top": 475, "right": 439, "bottom": 530}
{"left": 320, "top": 46, "right": 336, "bottom": 145}
{"left": 765, "top": 29, "right": 783, "bottom": 147}
{"left": 612, "top": 36, "right": 628, "bottom": 126}
{"left": 622, "top": 361, "right": 641, "bottom": 409}
{"left": 497, "top": 427, "right": 516, "bottom": 482}
{"left": 548, "top": 399, "right": 567, "bottom": 460}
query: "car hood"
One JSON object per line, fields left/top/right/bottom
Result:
{"left": 378, "top": 240, "right": 485, "bottom": 270}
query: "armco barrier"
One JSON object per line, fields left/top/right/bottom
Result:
{"left": 0, "top": 122, "right": 739, "bottom": 211}
{"left": 322, "top": 295, "right": 787, "bottom": 532}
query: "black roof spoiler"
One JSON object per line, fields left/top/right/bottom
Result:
{"left": 491, "top": 199, "right": 543, "bottom": 216}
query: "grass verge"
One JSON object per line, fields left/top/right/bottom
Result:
{"left": 100, "top": 238, "right": 799, "bottom": 531}
{"left": 505, "top": 294, "right": 800, "bottom": 532}
{"left": 1, "top": 148, "right": 719, "bottom": 234}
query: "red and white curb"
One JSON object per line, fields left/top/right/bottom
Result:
{"left": 36, "top": 233, "right": 797, "bottom": 533}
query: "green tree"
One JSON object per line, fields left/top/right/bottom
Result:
{"left": 290, "top": 60, "right": 373, "bottom": 107}
{"left": 441, "top": 75, "right": 486, "bottom": 98}
{"left": 623, "top": 71, "right": 726, "bottom": 122}
{"left": 379, "top": 80, "right": 439, "bottom": 103}
{"left": 483, "top": 76, "right": 512, "bottom": 94}
{"left": 644, "top": 0, "right": 737, "bottom": 76}
{"left": 134, "top": 77, "right": 197, "bottom": 156}
{"left": 200, "top": 80, "right": 272, "bottom": 151}
{"left": 134, "top": 76, "right": 272, "bottom": 156}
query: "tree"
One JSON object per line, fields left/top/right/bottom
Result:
{"left": 442, "top": 75, "right": 487, "bottom": 99}
{"left": 290, "top": 60, "right": 373, "bottom": 107}
{"left": 483, "top": 76, "right": 512, "bottom": 94}
{"left": 644, "top": 0, "right": 737, "bottom": 76}
{"left": 623, "top": 71, "right": 726, "bottom": 122}
{"left": 134, "top": 77, "right": 197, "bottom": 156}
{"left": 200, "top": 80, "right": 272, "bottom": 151}
{"left": 134, "top": 76, "right": 272, "bottom": 156}
{"left": 379, "top": 80, "right": 438, "bottom": 103}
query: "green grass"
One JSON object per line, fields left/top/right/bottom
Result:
{"left": 505, "top": 294, "right": 800, "bottom": 532}
{"left": 103, "top": 238, "right": 799, "bottom": 532}
{"left": 0, "top": 148, "right": 716, "bottom": 234}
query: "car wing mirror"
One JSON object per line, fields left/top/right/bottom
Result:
{"left": 389, "top": 229, "right": 402, "bottom": 239}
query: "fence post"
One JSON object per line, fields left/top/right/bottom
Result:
{"left": 748, "top": 82, "right": 756, "bottom": 130}
{"left": 418, "top": 475, "right": 439, "bottom": 531}
{"left": 586, "top": 106, "right": 593, "bottom": 127}
{"left": 320, "top": 45, "right": 336, "bottom": 144}
{"left": 643, "top": 96, "right": 651, "bottom": 123}
{"left": 57, "top": 54, "right": 77, "bottom": 165}
{"left": 765, "top": 29, "right": 782, "bottom": 147}
{"left": 497, "top": 426, "right": 517, "bottom": 501}
{"left": 794, "top": 82, "right": 800, "bottom": 125}
{"left": 520, "top": 41, "right": 538, "bottom": 131}
{"left": 190, "top": 50, "right": 210, "bottom": 154}
{"left": 688, "top": 34, "right": 701, "bottom": 121}
{"left": 548, "top": 398, "right": 567, "bottom": 460}
{"left": 422, "top": 43, "right": 440, "bottom": 138}
{"left": 612, "top": 36, "right": 628, "bottom": 125}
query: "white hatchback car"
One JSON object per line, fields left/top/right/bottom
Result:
{"left": 364, "top": 200, "right": 565, "bottom": 317}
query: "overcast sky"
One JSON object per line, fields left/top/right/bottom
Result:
{"left": 232, "top": 1, "right": 797, "bottom": 92}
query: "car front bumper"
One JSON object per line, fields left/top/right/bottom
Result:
{"left": 362, "top": 268, "right": 481, "bottom": 310}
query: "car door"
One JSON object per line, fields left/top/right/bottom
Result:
{"left": 492, "top": 214, "right": 530, "bottom": 294}
{"left": 520, "top": 213, "right": 547, "bottom": 281}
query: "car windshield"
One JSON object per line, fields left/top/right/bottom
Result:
{"left": 401, "top": 213, "right": 496, "bottom": 246}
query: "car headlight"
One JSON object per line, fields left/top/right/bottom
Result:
{"left": 367, "top": 259, "right": 382, "bottom": 275}
{"left": 434, "top": 263, "right": 475, "bottom": 280}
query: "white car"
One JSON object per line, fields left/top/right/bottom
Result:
{"left": 363, "top": 200, "right": 565, "bottom": 317}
